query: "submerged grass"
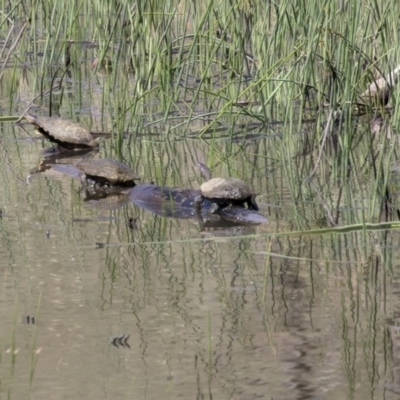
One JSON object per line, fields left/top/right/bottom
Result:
{"left": 77, "top": 220, "right": 400, "bottom": 250}
{"left": 0, "top": 290, "right": 42, "bottom": 395}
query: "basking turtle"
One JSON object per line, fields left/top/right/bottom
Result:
{"left": 76, "top": 158, "right": 140, "bottom": 187}
{"left": 128, "top": 184, "right": 266, "bottom": 225}
{"left": 358, "top": 64, "right": 400, "bottom": 109}
{"left": 25, "top": 113, "right": 98, "bottom": 150}
{"left": 195, "top": 162, "right": 259, "bottom": 213}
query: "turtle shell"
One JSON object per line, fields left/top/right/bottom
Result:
{"left": 76, "top": 158, "right": 140, "bottom": 186}
{"left": 200, "top": 177, "right": 254, "bottom": 200}
{"left": 25, "top": 113, "right": 97, "bottom": 149}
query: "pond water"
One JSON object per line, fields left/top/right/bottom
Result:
{"left": 1, "top": 12, "right": 400, "bottom": 400}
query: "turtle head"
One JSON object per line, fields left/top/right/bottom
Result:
{"left": 197, "top": 162, "right": 212, "bottom": 181}
{"left": 24, "top": 113, "right": 38, "bottom": 124}
{"left": 87, "top": 137, "right": 105, "bottom": 147}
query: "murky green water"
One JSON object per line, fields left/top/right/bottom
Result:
{"left": 1, "top": 13, "right": 400, "bottom": 400}
{"left": 2, "top": 109, "right": 400, "bottom": 400}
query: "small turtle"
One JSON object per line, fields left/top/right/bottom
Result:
{"left": 91, "top": 55, "right": 112, "bottom": 72}
{"left": 25, "top": 113, "right": 98, "bottom": 150}
{"left": 195, "top": 162, "right": 259, "bottom": 213}
{"left": 358, "top": 64, "right": 400, "bottom": 109}
{"left": 76, "top": 158, "right": 140, "bottom": 187}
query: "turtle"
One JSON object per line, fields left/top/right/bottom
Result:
{"left": 76, "top": 158, "right": 140, "bottom": 188}
{"left": 195, "top": 162, "right": 259, "bottom": 214}
{"left": 25, "top": 113, "right": 98, "bottom": 150}
{"left": 91, "top": 55, "right": 112, "bottom": 73}
{"left": 358, "top": 64, "right": 400, "bottom": 110}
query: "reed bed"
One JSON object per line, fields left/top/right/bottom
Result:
{"left": 0, "top": 0, "right": 400, "bottom": 229}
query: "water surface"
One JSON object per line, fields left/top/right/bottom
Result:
{"left": 1, "top": 14, "right": 400, "bottom": 400}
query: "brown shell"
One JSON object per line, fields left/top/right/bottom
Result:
{"left": 25, "top": 113, "right": 97, "bottom": 148}
{"left": 76, "top": 158, "right": 140, "bottom": 185}
{"left": 200, "top": 177, "right": 254, "bottom": 200}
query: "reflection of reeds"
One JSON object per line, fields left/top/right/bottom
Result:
{"left": 0, "top": 293, "right": 42, "bottom": 391}
{"left": 29, "top": 293, "right": 42, "bottom": 386}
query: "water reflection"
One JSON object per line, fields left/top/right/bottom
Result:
{"left": 2, "top": 53, "right": 400, "bottom": 400}
{"left": 2, "top": 136, "right": 400, "bottom": 400}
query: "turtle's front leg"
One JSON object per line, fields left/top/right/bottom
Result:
{"left": 247, "top": 195, "right": 259, "bottom": 211}
{"left": 209, "top": 202, "right": 221, "bottom": 214}
{"left": 194, "top": 195, "right": 205, "bottom": 226}
{"left": 194, "top": 195, "right": 204, "bottom": 212}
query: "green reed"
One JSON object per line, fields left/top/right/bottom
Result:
{"left": 0, "top": 0, "right": 399, "bottom": 228}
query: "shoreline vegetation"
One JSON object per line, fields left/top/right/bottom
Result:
{"left": 1, "top": 0, "right": 399, "bottom": 229}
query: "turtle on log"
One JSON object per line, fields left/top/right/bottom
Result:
{"left": 195, "top": 162, "right": 259, "bottom": 213}
{"left": 358, "top": 64, "right": 400, "bottom": 109}
{"left": 76, "top": 158, "right": 140, "bottom": 188}
{"left": 128, "top": 184, "right": 266, "bottom": 226}
{"left": 25, "top": 113, "right": 98, "bottom": 150}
